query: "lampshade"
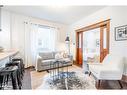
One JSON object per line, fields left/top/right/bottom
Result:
{"left": 65, "top": 36, "right": 70, "bottom": 42}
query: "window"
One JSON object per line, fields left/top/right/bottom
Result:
{"left": 37, "top": 26, "right": 56, "bottom": 52}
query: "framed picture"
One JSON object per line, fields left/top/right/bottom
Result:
{"left": 115, "top": 25, "right": 127, "bottom": 41}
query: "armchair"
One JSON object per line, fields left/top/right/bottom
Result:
{"left": 89, "top": 54, "right": 125, "bottom": 88}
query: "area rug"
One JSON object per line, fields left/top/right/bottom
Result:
{"left": 37, "top": 71, "right": 96, "bottom": 90}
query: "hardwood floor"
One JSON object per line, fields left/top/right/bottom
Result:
{"left": 96, "top": 80, "right": 127, "bottom": 89}
{"left": 22, "top": 65, "right": 127, "bottom": 90}
{"left": 22, "top": 67, "right": 34, "bottom": 89}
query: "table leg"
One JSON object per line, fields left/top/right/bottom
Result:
{"left": 58, "top": 61, "right": 60, "bottom": 79}
{"left": 50, "top": 62, "right": 51, "bottom": 77}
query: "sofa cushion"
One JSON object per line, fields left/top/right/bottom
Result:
{"left": 41, "top": 59, "right": 55, "bottom": 66}
{"left": 39, "top": 52, "right": 55, "bottom": 60}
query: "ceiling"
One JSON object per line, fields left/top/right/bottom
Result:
{"left": 3, "top": 6, "right": 105, "bottom": 25}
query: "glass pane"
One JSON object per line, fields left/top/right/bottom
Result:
{"left": 103, "top": 28, "right": 107, "bottom": 49}
{"left": 83, "top": 28, "right": 100, "bottom": 63}
{"left": 79, "top": 33, "right": 81, "bottom": 48}
{"left": 37, "top": 26, "right": 55, "bottom": 52}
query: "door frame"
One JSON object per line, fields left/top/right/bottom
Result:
{"left": 75, "top": 19, "right": 110, "bottom": 65}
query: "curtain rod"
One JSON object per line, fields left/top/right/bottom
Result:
{"left": 38, "top": 24, "right": 55, "bottom": 29}
{"left": 24, "top": 21, "right": 59, "bottom": 29}
{"left": 30, "top": 22, "right": 56, "bottom": 29}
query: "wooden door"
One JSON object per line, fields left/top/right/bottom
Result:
{"left": 100, "top": 23, "right": 110, "bottom": 62}
{"left": 76, "top": 19, "right": 110, "bottom": 64}
{"left": 76, "top": 32, "right": 83, "bottom": 65}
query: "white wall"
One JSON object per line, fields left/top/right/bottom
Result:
{"left": 1, "top": 9, "right": 68, "bottom": 48}
{"left": 0, "top": 9, "right": 11, "bottom": 49}
{"left": 0, "top": 9, "right": 68, "bottom": 67}
{"left": 69, "top": 6, "right": 127, "bottom": 75}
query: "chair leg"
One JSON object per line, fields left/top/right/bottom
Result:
{"left": 97, "top": 80, "right": 101, "bottom": 89}
{"left": 118, "top": 80, "right": 123, "bottom": 89}
{"left": 89, "top": 72, "right": 91, "bottom": 76}
{"left": 47, "top": 70, "right": 49, "bottom": 73}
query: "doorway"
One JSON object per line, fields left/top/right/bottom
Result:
{"left": 76, "top": 19, "right": 110, "bottom": 66}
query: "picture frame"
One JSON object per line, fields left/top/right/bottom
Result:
{"left": 115, "top": 25, "right": 127, "bottom": 41}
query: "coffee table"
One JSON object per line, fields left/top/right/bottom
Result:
{"left": 49, "top": 59, "right": 71, "bottom": 89}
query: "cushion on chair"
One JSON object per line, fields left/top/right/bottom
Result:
{"left": 89, "top": 64, "right": 122, "bottom": 80}
{"left": 89, "top": 54, "right": 124, "bottom": 80}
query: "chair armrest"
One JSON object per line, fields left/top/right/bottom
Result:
{"left": 37, "top": 55, "right": 42, "bottom": 59}
{"left": 36, "top": 55, "right": 43, "bottom": 65}
{"left": 36, "top": 55, "right": 43, "bottom": 71}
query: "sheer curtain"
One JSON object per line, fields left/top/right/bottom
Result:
{"left": 37, "top": 26, "right": 56, "bottom": 52}
{"left": 30, "top": 24, "right": 38, "bottom": 67}
{"left": 24, "top": 22, "right": 57, "bottom": 68}
{"left": 24, "top": 22, "right": 38, "bottom": 68}
{"left": 49, "top": 27, "right": 57, "bottom": 51}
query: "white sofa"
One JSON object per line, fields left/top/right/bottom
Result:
{"left": 36, "top": 52, "right": 73, "bottom": 71}
{"left": 89, "top": 54, "right": 125, "bottom": 88}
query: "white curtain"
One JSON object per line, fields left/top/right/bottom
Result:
{"left": 24, "top": 22, "right": 30, "bottom": 68}
{"left": 24, "top": 22, "right": 58, "bottom": 68}
{"left": 30, "top": 24, "right": 38, "bottom": 67}
{"left": 24, "top": 22, "right": 38, "bottom": 68}
{"left": 49, "top": 27, "right": 57, "bottom": 51}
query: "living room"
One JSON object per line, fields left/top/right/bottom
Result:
{"left": 0, "top": 5, "right": 127, "bottom": 91}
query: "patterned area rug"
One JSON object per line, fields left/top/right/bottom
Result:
{"left": 37, "top": 71, "right": 96, "bottom": 90}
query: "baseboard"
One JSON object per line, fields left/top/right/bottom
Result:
{"left": 73, "top": 60, "right": 76, "bottom": 64}
{"left": 25, "top": 66, "right": 35, "bottom": 69}
{"left": 122, "top": 75, "right": 127, "bottom": 82}
{"left": 73, "top": 60, "right": 82, "bottom": 68}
